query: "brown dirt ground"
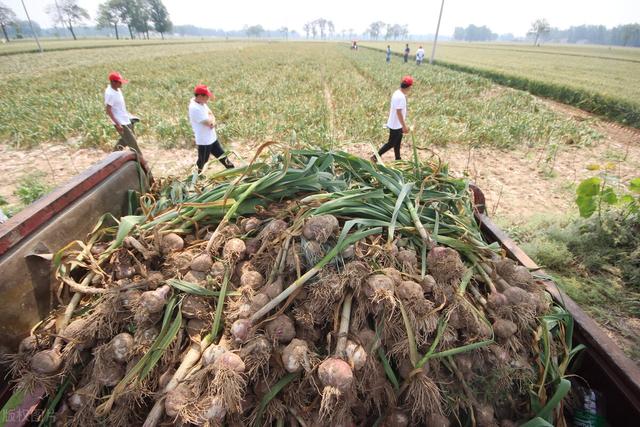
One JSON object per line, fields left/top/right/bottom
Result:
{"left": 351, "top": 99, "right": 640, "bottom": 226}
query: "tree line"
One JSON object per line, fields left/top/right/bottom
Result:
{"left": 0, "top": 0, "right": 172, "bottom": 42}
{"left": 549, "top": 23, "right": 640, "bottom": 47}
{"left": 363, "top": 22, "right": 409, "bottom": 40}
{"left": 302, "top": 18, "right": 335, "bottom": 39}
{"left": 96, "top": 0, "right": 172, "bottom": 40}
{"left": 453, "top": 25, "right": 497, "bottom": 42}
{"left": 453, "top": 19, "right": 640, "bottom": 47}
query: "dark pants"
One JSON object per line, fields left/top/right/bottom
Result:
{"left": 378, "top": 128, "right": 403, "bottom": 160}
{"left": 113, "top": 123, "right": 141, "bottom": 154}
{"left": 197, "top": 140, "right": 234, "bottom": 172}
{"left": 404, "top": 54, "right": 409, "bottom": 63}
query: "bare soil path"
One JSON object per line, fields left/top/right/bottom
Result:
{"left": 2, "top": 106, "right": 639, "bottom": 226}
{"left": 361, "top": 96, "right": 640, "bottom": 225}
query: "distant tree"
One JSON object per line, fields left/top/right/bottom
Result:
{"left": 385, "top": 23, "right": 402, "bottom": 40}
{"left": 278, "top": 26, "right": 288, "bottom": 40}
{"left": 97, "top": 1, "right": 120, "bottom": 39}
{"left": 453, "top": 26, "right": 465, "bottom": 41}
{"left": 310, "top": 21, "right": 317, "bottom": 39}
{"left": 5, "top": 19, "right": 41, "bottom": 39}
{"left": 384, "top": 24, "right": 392, "bottom": 40}
{"left": 528, "top": 18, "right": 550, "bottom": 46}
{"left": 327, "top": 20, "right": 334, "bottom": 39}
{"left": 246, "top": 24, "right": 264, "bottom": 38}
{"left": 47, "top": 0, "right": 90, "bottom": 40}
{"left": 498, "top": 32, "right": 515, "bottom": 42}
{"left": 0, "top": 2, "right": 17, "bottom": 42}
{"left": 366, "top": 21, "right": 385, "bottom": 39}
{"left": 315, "top": 18, "right": 327, "bottom": 39}
{"left": 303, "top": 22, "right": 310, "bottom": 39}
{"left": 110, "top": 0, "right": 137, "bottom": 39}
{"left": 130, "top": 0, "right": 151, "bottom": 39}
{"left": 545, "top": 23, "right": 640, "bottom": 47}
{"left": 148, "top": 0, "right": 171, "bottom": 39}
{"left": 393, "top": 25, "right": 402, "bottom": 39}
{"left": 401, "top": 25, "right": 409, "bottom": 39}
{"left": 467, "top": 25, "right": 495, "bottom": 41}
{"left": 611, "top": 23, "right": 640, "bottom": 46}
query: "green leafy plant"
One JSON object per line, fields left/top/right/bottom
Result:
{"left": 575, "top": 164, "right": 639, "bottom": 220}
{"left": 14, "top": 172, "right": 53, "bottom": 206}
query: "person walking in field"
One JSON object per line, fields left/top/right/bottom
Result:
{"left": 403, "top": 44, "right": 410, "bottom": 63}
{"left": 386, "top": 45, "right": 392, "bottom": 63}
{"left": 188, "top": 84, "right": 234, "bottom": 172}
{"left": 104, "top": 71, "right": 141, "bottom": 153}
{"left": 416, "top": 46, "right": 425, "bottom": 65}
{"left": 372, "top": 75, "right": 413, "bottom": 162}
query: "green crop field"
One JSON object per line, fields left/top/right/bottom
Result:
{"left": 363, "top": 41, "right": 640, "bottom": 127}
{"left": 0, "top": 37, "right": 221, "bottom": 55}
{"left": 0, "top": 41, "right": 600, "bottom": 150}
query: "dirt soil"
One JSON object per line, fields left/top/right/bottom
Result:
{"left": 354, "top": 99, "right": 640, "bottom": 226}
{"left": 2, "top": 104, "right": 638, "bottom": 224}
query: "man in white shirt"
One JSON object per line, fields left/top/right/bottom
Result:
{"left": 188, "top": 85, "right": 234, "bottom": 172}
{"left": 416, "top": 46, "right": 425, "bottom": 65}
{"left": 372, "top": 75, "right": 413, "bottom": 162}
{"left": 104, "top": 71, "right": 140, "bottom": 153}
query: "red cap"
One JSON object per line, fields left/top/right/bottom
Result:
{"left": 108, "top": 71, "right": 128, "bottom": 84}
{"left": 401, "top": 75, "right": 414, "bottom": 87}
{"left": 194, "top": 84, "right": 213, "bottom": 97}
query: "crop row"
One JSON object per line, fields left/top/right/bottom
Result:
{"left": 0, "top": 42, "right": 601, "bottom": 150}
{"left": 362, "top": 41, "right": 640, "bottom": 128}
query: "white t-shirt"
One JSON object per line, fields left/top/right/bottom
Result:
{"left": 104, "top": 86, "right": 131, "bottom": 126}
{"left": 188, "top": 98, "right": 217, "bottom": 145}
{"left": 416, "top": 48, "right": 425, "bottom": 60}
{"left": 386, "top": 89, "right": 407, "bottom": 130}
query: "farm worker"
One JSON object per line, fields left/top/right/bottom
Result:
{"left": 403, "top": 44, "right": 410, "bottom": 63}
{"left": 386, "top": 45, "right": 392, "bottom": 63}
{"left": 372, "top": 75, "right": 413, "bottom": 162}
{"left": 104, "top": 71, "right": 141, "bottom": 153}
{"left": 416, "top": 46, "right": 425, "bottom": 65}
{"left": 188, "top": 84, "right": 234, "bottom": 172}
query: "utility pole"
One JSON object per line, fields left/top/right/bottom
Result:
{"left": 429, "top": 0, "right": 445, "bottom": 64}
{"left": 53, "top": 0, "right": 63, "bottom": 36}
{"left": 20, "top": 0, "right": 42, "bottom": 52}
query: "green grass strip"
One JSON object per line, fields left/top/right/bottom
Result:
{"left": 435, "top": 59, "right": 640, "bottom": 128}
{"left": 361, "top": 44, "right": 640, "bottom": 128}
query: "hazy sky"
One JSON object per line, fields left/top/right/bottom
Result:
{"left": 4, "top": 0, "right": 640, "bottom": 37}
